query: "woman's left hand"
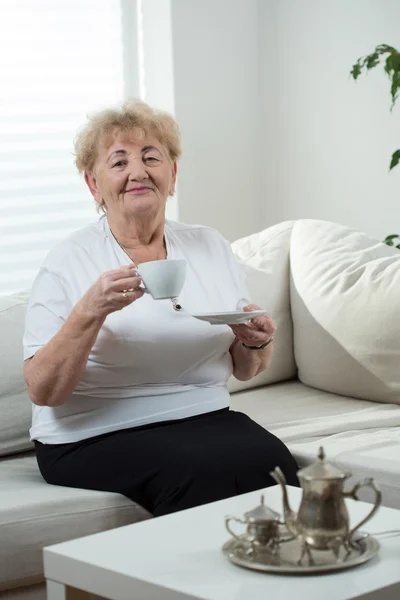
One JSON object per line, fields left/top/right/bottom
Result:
{"left": 229, "top": 304, "right": 276, "bottom": 347}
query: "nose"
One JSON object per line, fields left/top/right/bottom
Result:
{"left": 128, "top": 157, "right": 149, "bottom": 181}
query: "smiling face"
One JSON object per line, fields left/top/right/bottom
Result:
{"left": 85, "top": 129, "right": 177, "bottom": 224}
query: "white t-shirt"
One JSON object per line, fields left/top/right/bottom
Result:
{"left": 23, "top": 216, "right": 250, "bottom": 444}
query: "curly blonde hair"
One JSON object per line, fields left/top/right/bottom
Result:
{"left": 74, "top": 99, "right": 182, "bottom": 175}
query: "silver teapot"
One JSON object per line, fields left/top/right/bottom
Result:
{"left": 271, "top": 447, "right": 381, "bottom": 564}
{"left": 225, "top": 495, "right": 282, "bottom": 553}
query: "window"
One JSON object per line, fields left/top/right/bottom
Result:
{"left": 0, "top": 0, "right": 139, "bottom": 294}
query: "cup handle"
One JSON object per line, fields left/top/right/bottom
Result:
{"left": 134, "top": 267, "right": 145, "bottom": 291}
{"left": 344, "top": 478, "right": 382, "bottom": 539}
{"left": 225, "top": 516, "right": 246, "bottom": 541}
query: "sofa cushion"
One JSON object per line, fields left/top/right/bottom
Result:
{"left": 0, "top": 453, "right": 150, "bottom": 590}
{"left": 230, "top": 380, "right": 400, "bottom": 509}
{"left": 0, "top": 293, "right": 33, "bottom": 456}
{"left": 228, "top": 221, "right": 297, "bottom": 393}
{"left": 290, "top": 431, "right": 400, "bottom": 511}
{"left": 290, "top": 220, "right": 400, "bottom": 404}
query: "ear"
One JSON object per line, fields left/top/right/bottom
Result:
{"left": 172, "top": 161, "right": 178, "bottom": 183}
{"left": 170, "top": 162, "right": 178, "bottom": 195}
{"left": 84, "top": 171, "right": 105, "bottom": 209}
{"left": 84, "top": 171, "right": 99, "bottom": 198}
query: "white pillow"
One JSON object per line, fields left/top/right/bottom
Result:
{"left": 228, "top": 221, "right": 297, "bottom": 393}
{"left": 290, "top": 220, "right": 400, "bottom": 404}
{"left": 0, "top": 292, "right": 33, "bottom": 456}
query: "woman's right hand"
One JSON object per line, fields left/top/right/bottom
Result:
{"left": 78, "top": 264, "right": 144, "bottom": 320}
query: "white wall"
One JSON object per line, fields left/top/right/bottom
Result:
{"left": 259, "top": 0, "right": 278, "bottom": 230}
{"left": 140, "top": 0, "right": 179, "bottom": 221}
{"left": 141, "top": 0, "right": 262, "bottom": 242}
{"left": 260, "top": 0, "right": 400, "bottom": 240}
{"left": 171, "top": 0, "right": 262, "bottom": 242}
{"left": 142, "top": 1, "right": 400, "bottom": 242}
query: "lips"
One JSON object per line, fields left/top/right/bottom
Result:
{"left": 126, "top": 186, "right": 151, "bottom": 193}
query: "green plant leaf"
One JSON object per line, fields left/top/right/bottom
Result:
{"left": 352, "top": 45, "right": 400, "bottom": 109}
{"left": 383, "top": 234, "right": 400, "bottom": 246}
{"left": 385, "top": 54, "right": 394, "bottom": 76}
{"left": 390, "top": 51, "right": 400, "bottom": 69}
{"left": 389, "top": 149, "right": 400, "bottom": 170}
{"left": 390, "top": 70, "right": 400, "bottom": 110}
{"left": 366, "top": 53, "right": 380, "bottom": 69}
{"left": 351, "top": 44, "right": 400, "bottom": 220}
{"left": 350, "top": 61, "right": 362, "bottom": 80}
{"left": 376, "top": 43, "right": 396, "bottom": 53}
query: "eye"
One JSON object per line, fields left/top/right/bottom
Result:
{"left": 143, "top": 155, "right": 161, "bottom": 165}
{"left": 112, "top": 160, "right": 127, "bottom": 168}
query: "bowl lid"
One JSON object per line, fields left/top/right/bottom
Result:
{"left": 244, "top": 494, "right": 281, "bottom": 522}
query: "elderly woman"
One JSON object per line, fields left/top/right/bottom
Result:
{"left": 23, "top": 100, "right": 298, "bottom": 517}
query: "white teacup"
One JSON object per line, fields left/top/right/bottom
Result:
{"left": 137, "top": 259, "right": 186, "bottom": 300}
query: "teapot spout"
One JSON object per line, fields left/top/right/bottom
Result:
{"left": 270, "top": 466, "right": 297, "bottom": 535}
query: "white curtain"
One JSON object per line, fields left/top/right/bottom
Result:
{"left": 0, "top": 0, "right": 137, "bottom": 294}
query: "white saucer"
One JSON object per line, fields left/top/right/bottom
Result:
{"left": 192, "top": 310, "right": 266, "bottom": 325}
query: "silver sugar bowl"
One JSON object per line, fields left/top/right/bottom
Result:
{"left": 225, "top": 495, "right": 282, "bottom": 553}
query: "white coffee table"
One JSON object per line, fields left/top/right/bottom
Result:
{"left": 44, "top": 485, "right": 400, "bottom": 600}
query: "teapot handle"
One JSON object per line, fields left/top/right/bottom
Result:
{"left": 344, "top": 478, "right": 382, "bottom": 539}
{"left": 225, "top": 516, "right": 246, "bottom": 542}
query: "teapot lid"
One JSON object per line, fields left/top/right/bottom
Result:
{"left": 298, "top": 447, "right": 349, "bottom": 480}
{"left": 244, "top": 495, "right": 281, "bottom": 522}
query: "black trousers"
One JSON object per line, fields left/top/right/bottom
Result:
{"left": 35, "top": 409, "right": 298, "bottom": 517}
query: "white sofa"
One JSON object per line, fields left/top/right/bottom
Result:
{"left": 1, "top": 219, "right": 399, "bottom": 600}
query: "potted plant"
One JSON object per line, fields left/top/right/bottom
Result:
{"left": 351, "top": 44, "right": 400, "bottom": 248}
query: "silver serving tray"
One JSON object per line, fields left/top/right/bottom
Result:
{"left": 222, "top": 533, "right": 380, "bottom": 575}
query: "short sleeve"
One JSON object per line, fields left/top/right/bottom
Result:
{"left": 23, "top": 268, "right": 73, "bottom": 360}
